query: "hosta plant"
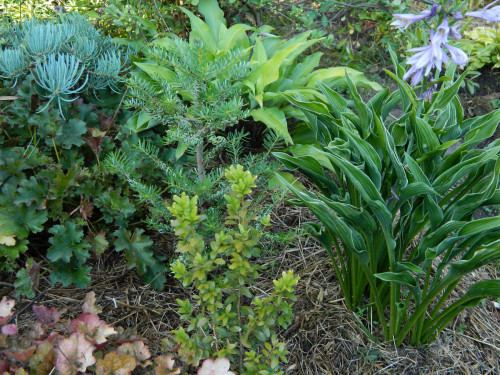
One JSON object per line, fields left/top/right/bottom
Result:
{"left": 275, "top": 57, "right": 500, "bottom": 346}
{"left": 168, "top": 165, "right": 299, "bottom": 374}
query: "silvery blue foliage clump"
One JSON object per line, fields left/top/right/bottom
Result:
{"left": 392, "top": 0, "right": 500, "bottom": 95}
{"left": 0, "top": 13, "right": 126, "bottom": 118}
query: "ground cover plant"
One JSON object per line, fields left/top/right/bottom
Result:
{"left": 0, "top": 291, "right": 232, "bottom": 374}
{"left": 0, "top": 12, "right": 167, "bottom": 293}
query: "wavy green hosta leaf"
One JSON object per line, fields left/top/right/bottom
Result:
{"left": 180, "top": 7, "right": 217, "bottom": 53}
{"left": 440, "top": 240, "right": 500, "bottom": 284}
{"left": 250, "top": 107, "right": 292, "bottom": 145}
{"left": 218, "top": 23, "right": 253, "bottom": 52}
{"left": 198, "top": 0, "right": 225, "bottom": 46}
{"left": 290, "top": 52, "right": 322, "bottom": 82}
{"left": 426, "top": 70, "right": 467, "bottom": 115}
{"left": 306, "top": 67, "right": 383, "bottom": 91}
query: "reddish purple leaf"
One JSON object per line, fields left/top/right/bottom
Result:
{"left": 32, "top": 305, "right": 61, "bottom": 325}
{"left": 4, "top": 347, "right": 36, "bottom": 363}
{"left": 69, "top": 313, "right": 117, "bottom": 345}
{"left": 1, "top": 324, "right": 17, "bottom": 336}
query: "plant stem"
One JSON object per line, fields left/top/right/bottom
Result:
{"left": 238, "top": 288, "right": 243, "bottom": 373}
{"left": 52, "top": 137, "right": 61, "bottom": 164}
{"left": 196, "top": 139, "right": 205, "bottom": 183}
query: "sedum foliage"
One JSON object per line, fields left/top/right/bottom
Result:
{"left": 0, "top": 13, "right": 125, "bottom": 117}
{"left": 168, "top": 165, "right": 298, "bottom": 374}
{"left": 276, "top": 54, "right": 500, "bottom": 346}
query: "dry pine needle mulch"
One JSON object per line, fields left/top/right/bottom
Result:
{"left": 1, "top": 202, "right": 499, "bottom": 375}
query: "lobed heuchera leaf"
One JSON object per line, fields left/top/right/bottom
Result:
{"left": 55, "top": 118, "right": 87, "bottom": 149}
{"left": 0, "top": 297, "right": 15, "bottom": 325}
{"left": 54, "top": 331, "right": 96, "bottom": 375}
{"left": 32, "top": 305, "right": 61, "bottom": 326}
{"left": 4, "top": 347, "right": 36, "bottom": 363}
{"left": 154, "top": 355, "right": 182, "bottom": 375}
{"left": 116, "top": 341, "right": 151, "bottom": 362}
{"left": 69, "top": 313, "right": 117, "bottom": 345}
{"left": 15, "top": 260, "right": 41, "bottom": 299}
{"left": 95, "top": 351, "right": 136, "bottom": 375}
{"left": 1, "top": 324, "right": 17, "bottom": 336}
{"left": 47, "top": 221, "right": 90, "bottom": 264}
{"left": 86, "top": 231, "right": 109, "bottom": 256}
{"left": 28, "top": 341, "right": 55, "bottom": 375}
{"left": 28, "top": 322, "right": 46, "bottom": 340}
{"left": 82, "top": 291, "right": 102, "bottom": 314}
{"left": 197, "top": 357, "right": 235, "bottom": 375}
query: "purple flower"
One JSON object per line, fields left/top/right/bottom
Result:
{"left": 419, "top": 85, "right": 437, "bottom": 102}
{"left": 465, "top": 0, "right": 500, "bottom": 22}
{"left": 432, "top": 18, "right": 450, "bottom": 47}
{"left": 443, "top": 43, "right": 469, "bottom": 66}
{"left": 391, "top": 9, "right": 433, "bottom": 30}
{"left": 404, "top": 42, "right": 447, "bottom": 85}
{"left": 449, "top": 25, "right": 461, "bottom": 39}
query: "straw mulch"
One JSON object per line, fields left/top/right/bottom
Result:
{"left": 1, "top": 201, "right": 499, "bottom": 374}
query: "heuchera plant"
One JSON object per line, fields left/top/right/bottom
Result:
{"left": 0, "top": 292, "right": 235, "bottom": 375}
{"left": 168, "top": 165, "right": 299, "bottom": 374}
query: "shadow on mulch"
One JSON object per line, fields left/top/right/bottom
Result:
{"left": 1, "top": 201, "right": 499, "bottom": 374}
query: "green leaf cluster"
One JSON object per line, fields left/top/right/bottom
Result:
{"left": 0, "top": 12, "right": 125, "bottom": 117}
{"left": 275, "top": 57, "right": 500, "bottom": 346}
{"left": 168, "top": 165, "right": 299, "bottom": 374}
{"left": 0, "top": 73, "right": 156, "bottom": 293}
{"left": 463, "top": 26, "right": 500, "bottom": 70}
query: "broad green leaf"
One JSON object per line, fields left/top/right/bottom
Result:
{"left": 410, "top": 114, "right": 440, "bottom": 157}
{"left": 441, "top": 240, "right": 500, "bottom": 283}
{"left": 248, "top": 42, "right": 310, "bottom": 95}
{"left": 426, "top": 70, "right": 467, "bottom": 115}
{"left": 198, "top": 0, "right": 225, "bottom": 45}
{"left": 375, "top": 271, "right": 417, "bottom": 287}
{"left": 250, "top": 107, "right": 292, "bottom": 144}
{"left": 290, "top": 52, "right": 322, "bottom": 82}
{"left": 338, "top": 127, "right": 382, "bottom": 189}
{"left": 134, "top": 62, "right": 175, "bottom": 82}
{"left": 326, "top": 152, "right": 396, "bottom": 252}
{"left": 125, "top": 111, "right": 159, "bottom": 132}
{"left": 306, "top": 67, "right": 383, "bottom": 90}
{"left": 395, "top": 182, "right": 438, "bottom": 211}
{"left": 180, "top": 7, "right": 217, "bottom": 53}
{"left": 458, "top": 217, "right": 500, "bottom": 236}
{"left": 289, "top": 144, "right": 334, "bottom": 171}
{"left": 317, "top": 81, "right": 347, "bottom": 116}
{"left": 384, "top": 69, "right": 417, "bottom": 109}
{"left": 218, "top": 23, "right": 253, "bottom": 51}
{"left": 281, "top": 92, "right": 330, "bottom": 116}
{"left": 268, "top": 172, "right": 308, "bottom": 193}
